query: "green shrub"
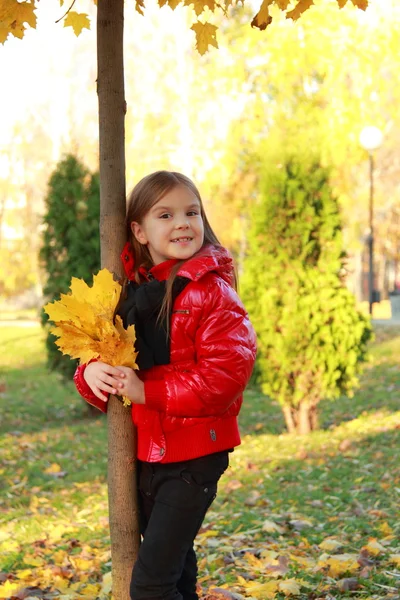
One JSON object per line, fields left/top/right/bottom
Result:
{"left": 242, "top": 155, "right": 372, "bottom": 433}
{"left": 40, "top": 155, "right": 100, "bottom": 379}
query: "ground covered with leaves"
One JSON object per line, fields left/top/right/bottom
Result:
{"left": 1, "top": 323, "right": 400, "bottom": 599}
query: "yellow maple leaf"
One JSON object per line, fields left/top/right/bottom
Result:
{"left": 0, "top": 579, "right": 21, "bottom": 599}
{"left": 45, "top": 463, "right": 62, "bottom": 474}
{"left": 318, "top": 553, "right": 359, "bottom": 578}
{"left": 240, "top": 579, "right": 278, "bottom": 598}
{"left": 251, "top": 0, "right": 273, "bottom": 30}
{"left": 389, "top": 554, "right": 400, "bottom": 567}
{"left": 135, "top": 0, "right": 145, "bottom": 15}
{"left": 351, "top": 0, "right": 368, "bottom": 8}
{"left": 64, "top": 11, "right": 90, "bottom": 36}
{"left": 319, "top": 538, "right": 343, "bottom": 552}
{"left": 279, "top": 579, "right": 301, "bottom": 596}
{"left": 286, "top": 0, "right": 314, "bottom": 21}
{"left": 362, "top": 539, "right": 386, "bottom": 556}
{"left": 184, "top": 0, "right": 216, "bottom": 16}
{"left": 336, "top": 0, "right": 348, "bottom": 7}
{"left": 191, "top": 21, "right": 218, "bottom": 55}
{"left": 44, "top": 269, "right": 138, "bottom": 402}
{"left": 0, "top": 0, "right": 37, "bottom": 43}
{"left": 262, "top": 518, "right": 284, "bottom": 533}
{"left": 275, "top": 0, "right": 290, "bottom": 8}
{"left": 378, "top": 522, "right": 393, "bottom": 537}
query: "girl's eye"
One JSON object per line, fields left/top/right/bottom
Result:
{"left": 188, "top": 211, "right": 199, "bottom": 216}
{"left": 159, "top": 213, "right": 171, "bottom": 219}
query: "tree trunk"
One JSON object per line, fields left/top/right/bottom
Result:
{"left": 297, "top": 401, "right": 312, "bottom": 435}
{"left": 282, "top": 404, "right": 296, "bottom": 434}
{"left": 282, "top": 401, "right": 319, "bottom": 434}
{"left": 97, "top": 2, "right": 139, "bottom": 598}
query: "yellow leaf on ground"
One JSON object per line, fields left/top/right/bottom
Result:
{"left": 318, "top": 553, "right": 359, "bottom": 578}
{"left": 24, "top": 555, "right": 45, "bottom": 567}
{"left": 64, "top": 11, "right": 90, "bottom": 36}
{"left": 290, "top": 554, "right": 316, "bottom": 568}
{"left": 0, "top": 580, "right": 21, "bottom": 599}
{"left": 279, "top": 579, "right": 301, "bottom": 596}
{"left": 319, "top": 538, "right": 343, "bottom": 552}
{"left": 240, "top": 580, "right": 278, "bottom": 599}
{"left": 191, "top": 21, "right": 218, "bottom": 55}
{"left": 100, "top": 572, "right": 112, "bottom": 598}
{"left": 80, "top": 583, "right": 101, "bottom": 596}
{"left": 389, "top": 554, "right": 400, "bottom": 566}
{"left": 262, "top": 519, "right": 284, "bottom": 533}
{"left": 378, "top": 522, "right": 393, "bottom": 537}
{"left": 15, "top": 569, "right": 33, "bottom": 580}
{"left": 45, "top": 463, "right": 62, "bottom": 474}
{"left": 362, "top": 539, "right": 386, "bottom": 556}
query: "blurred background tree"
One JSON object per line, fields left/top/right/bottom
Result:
{"left": 40, "top": 155, "right": 100, "bottom": 379}
{"left": 241, "top": 150, "right": 372, "bottom": 434}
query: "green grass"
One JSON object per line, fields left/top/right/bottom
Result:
{"left": 1, "top": 323, "right": 400, "bottom": 599}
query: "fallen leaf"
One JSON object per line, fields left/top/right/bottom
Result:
{"left": 319, "top": 538, "right": 344, "bottom": 552}
{"left": 244, "top": 490, "right": 261, "bottom": 506}
{"left": 336, "top": 577, "right": 360, "bottom": 592}
{"left": 262, "top": 519, "right": 284, "bottom": 534}
{"left": 362, "top": 539, "right": 386, "bottom": 556}
{"left": 278, "top": 579, "right": 301, "bottom": 596}
{"left": 317, "top": 553, "right": 360, "bottom": 578}
{"left": 289, "top": 519, "right": 312, "bottom": 531}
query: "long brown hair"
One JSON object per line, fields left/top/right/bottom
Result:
{"left": 116, "top": 171, "right": 226, "bottom": 330}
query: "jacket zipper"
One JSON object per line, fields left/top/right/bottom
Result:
{"left": 172, "top": 309, "right": 190, "bottom": 314}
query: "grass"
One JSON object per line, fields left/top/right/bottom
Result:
{"left": 0, "top": 323, "right": 400, "bottom": 599}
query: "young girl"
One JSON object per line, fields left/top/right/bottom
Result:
{"left": 73, "top": 171, "right": 257, "bottom": 600}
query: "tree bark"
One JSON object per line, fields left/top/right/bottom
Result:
{"left": 97, "top": 2, "right": 139, "bottom": 598}
{"left": 282, "top": 401, "right": 319, "bottom": 434}
{"left": 282, "top": 404, "right": 296, "bottom": 434}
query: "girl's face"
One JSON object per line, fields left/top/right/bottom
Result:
{"left": 131, "top": 185, "right": 205, "bottom": 265}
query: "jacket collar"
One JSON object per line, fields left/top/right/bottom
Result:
{"left": 120, "top": 242, "right": 234, "bottom": 285}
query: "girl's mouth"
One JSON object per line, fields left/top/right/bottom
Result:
{"left": 171, "top": 237, "right": 193, "bottom": 243}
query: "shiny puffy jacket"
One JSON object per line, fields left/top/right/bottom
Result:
{"left": 74, "top": 243, "right": 257, "bottom": 463}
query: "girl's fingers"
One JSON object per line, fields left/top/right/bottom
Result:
{"left": 102, "top": 365, "right": 125, "bottom": 377}
{"left": 93, "top": 386, "right": 108, "bottom": 402}
{"left": 101, "top": 375, "right": 120, "bottom": 387}
{"left": 96, "top": 380, "right": 118, "bottom": 395}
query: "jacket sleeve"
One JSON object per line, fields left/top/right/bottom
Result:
{"left": 144, "top": 282, "right": 257, "bottom": 418}
{"left": 73, "top": 363, "right": 108, "bottom": 414}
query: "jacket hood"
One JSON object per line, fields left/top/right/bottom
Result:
{"left": 120, "top": 242, "right": 235, "bottom": 286}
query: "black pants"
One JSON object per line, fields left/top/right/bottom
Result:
{"left": 130, "top": 451, "right": 230, "bottom": 600}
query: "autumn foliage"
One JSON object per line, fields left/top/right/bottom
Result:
{"left": 0, "top": 0, "right": 369, "bottom": 54}
{"left": 44, "top": 269, "right": 138, "bottom": 404}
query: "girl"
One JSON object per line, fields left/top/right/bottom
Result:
{"left": 73, "top": 171, "right": 257, "bottom": 600}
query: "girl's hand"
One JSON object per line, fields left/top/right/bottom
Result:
{"left": 115, "top": 366, "right": 145, "bottom": 405}
{"left": 84, "top": 361, "right": 124, "bottom": 402}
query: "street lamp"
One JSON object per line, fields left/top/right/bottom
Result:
{"left": 359, "top": 126, "right": 383, "bottom": 315}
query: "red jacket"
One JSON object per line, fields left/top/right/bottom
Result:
{"left": 74, "top": 244, "right": 257, "bottom": 463}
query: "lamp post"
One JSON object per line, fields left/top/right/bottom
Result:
{"left": 359, "top": 126, "right": 383, "bottom": 315}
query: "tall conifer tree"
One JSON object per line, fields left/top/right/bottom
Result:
{"left": 40, "top": 155, "right": 100, "bottom": 379}
{"left": 242, "top": 155, "right": 372, "bottom": 434}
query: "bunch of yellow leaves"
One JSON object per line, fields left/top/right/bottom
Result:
{"left": 44, "top": 269, "right": 138, "bottom": 406}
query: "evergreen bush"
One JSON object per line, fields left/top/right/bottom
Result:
{"left": 242, "top": 155, "right": 372, "bottom": 433}
{"left": 40, "top": 155, "right": 100, "bottom": 380}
